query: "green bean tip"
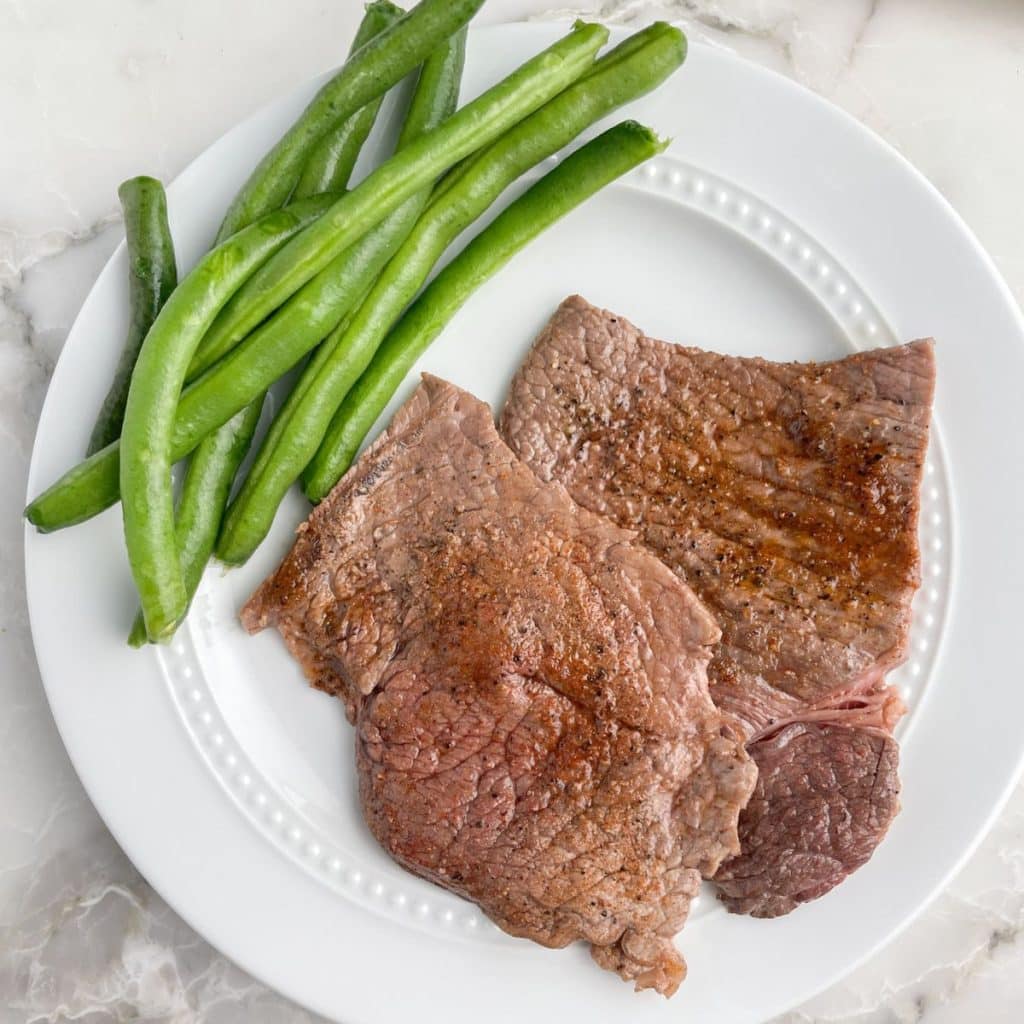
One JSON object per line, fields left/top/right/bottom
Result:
{"left": 618, "top": 119, "right": 671, "bottom": 153}
{"left": 365, "top": 0, "right": 404, "bottom": 17}
{"left": 24, "top": 502, "right": 48, "bottom": 531}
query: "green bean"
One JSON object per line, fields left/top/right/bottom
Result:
{"left": 125, "top": 26, "right": 469, "bottom": 643}
{"left": 231, "top": 311, "right": 354, "bottom": 511}
{"left": 300, "top": 23, "right": 686, "bottom": 498}
{"left": 305, "top": 121, "right": 666, "bottom": 502}
{"left": 119, "top": 194, "right": 349, "bottom": 642}
{"left": 176, "top": 218, "right": 403, "bottom": 441}
{"left": 215, "top": 0, "right": 484, "bottom": 240}
{"left": 274, "top": 307, "right": 360, "bottom": 419}
{"left": 216, "top": 24, "right": 682, "bottom": 548}
{"left": 134, "top": 9, "right": 462, "bottom": 646}
{"left": 217, "top": 122, "right": 663, "bottom": 562}
{"left": 127, "top": 399, "right": 264, "bottom": 647}
{"left": 87, "top": 177, "right": 177, "bottom": 455}
{"left": 226, "top": 33, "right": 467, "bottom": 514}
{"left": 21, "top": 219, "right": 389, "bottom": 534}
{"left": 196, "top": 22, "right": 609, "bottom": 367}
{"left": 189, "top": 24, "right": 469, "bottom": 379}
{"left": 24, "top": 194, "right": 334, "bottom": 535}
{"left": 25, "top": 24, "right": 603, "bottom": 540}
{"left": 290, "top": 1, "right": 404, "bottom": 200}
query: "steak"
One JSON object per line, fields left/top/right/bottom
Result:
{"left": 500, "top": 296, "right": 935, "bottom": 917}
{"left": 242, "top": 374, "right": 756, "bottom": 994}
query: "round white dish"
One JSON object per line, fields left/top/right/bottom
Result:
{"left": 24, "top": 24, "right": 1024, "bottom": 1024}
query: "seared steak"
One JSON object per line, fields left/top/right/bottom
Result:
{"left": 243, "top": 374, "right": 756, "bottom": 994}
{"left": 500, "top": 296, "right": 935, "bottom": 917}
{"left": 717, "top": 723, "right": 899, "bottom": 915}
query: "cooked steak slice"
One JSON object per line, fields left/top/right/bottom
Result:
{"left": 500, "top": 295, "right": 935, "bottom": 916}
{"left": 243, "top": 374, "right": 756, "bottom": 995}
{"left": 714, "top": 724, "right": 900, "bottom": 916}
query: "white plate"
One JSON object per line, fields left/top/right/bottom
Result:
{"left": 24, "top": 24, "right": 1024, "bottom": 1024}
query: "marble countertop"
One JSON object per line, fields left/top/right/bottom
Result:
{"left": 2, "top": 1, "right": 1022, "bottom": 1020}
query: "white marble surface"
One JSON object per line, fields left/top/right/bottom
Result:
{"left": 2, "top": 1, "right": 1022, "bottom": 1020}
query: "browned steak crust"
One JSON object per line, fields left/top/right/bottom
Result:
{"left": 243, "top": 375, "right": 756, "bottom": 994}
{"left": 500, "top": 296, "right": 935, "bottom": 916}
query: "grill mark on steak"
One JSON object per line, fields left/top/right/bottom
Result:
{"left": 243, "top": 374, "right": 756, "bottom": 995}
{"left": 500, "top": 295, "right": 935, "bottom": 917}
